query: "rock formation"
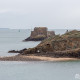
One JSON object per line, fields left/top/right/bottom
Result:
{"left": 8, "top": 48, "right": 27, "bottom": 53}
{"left": 24, "top": 27, "right": 55, "bottom": 41}
{"left": 21, "top": 30, "right": 80, "bottom": 58}
{"left": 9, "top": 30, "right": 80, "bottom": 58}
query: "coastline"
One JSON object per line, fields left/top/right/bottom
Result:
{"left": 0, "top": 55, "right": 79, "bottom": 61}
{"left": 25, "top": 56, "right": 79, "bottom": 61}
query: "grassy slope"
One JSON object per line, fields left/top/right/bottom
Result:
{"left": 22, "top": 30, "right": 80, "bottom": 58}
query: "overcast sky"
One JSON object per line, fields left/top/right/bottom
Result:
{"left": 0, "top": 0, "right": 80, "bottom": 29}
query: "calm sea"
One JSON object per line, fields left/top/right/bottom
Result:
{"left": 0, "top": 29, "right": 79, "bottom": 80}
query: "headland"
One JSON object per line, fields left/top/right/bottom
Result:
{"left": 0, "top": 29, "right": 80, "bottom": 61}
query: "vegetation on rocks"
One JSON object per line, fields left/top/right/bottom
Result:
{"left": 8, "top": 30, "right": 80, "bottom": 58}
{"left": 21, "top": 30, "right": 80, "bottom": 58}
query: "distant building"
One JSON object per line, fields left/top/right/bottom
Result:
{"left": 31, "top": 27, "right": 48, "bottom": 38}
{"left": 24, "top": 27, "right": 55, "bottom": 41}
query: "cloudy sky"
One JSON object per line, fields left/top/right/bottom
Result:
{"left": 0, "top": 0, "right": 80, "bottom": 29}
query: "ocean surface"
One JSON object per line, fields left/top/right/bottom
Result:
{"left": 0, "top": 29, "right": 40, "bottom": 57}
{"left": 0, "top": 29, "right": 79, "bottom": 80}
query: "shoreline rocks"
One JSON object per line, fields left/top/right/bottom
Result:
{"left": 8, "top": 48, "right": 27, "bottom": 54}
{"left": 24, "top": 37, "right": 46, "bottom": 41}
{"left": 0, "top": 54, "right": 79, "bottom": 61}
{"left": 0, "top": 55, "right": 42, "bottom": 61}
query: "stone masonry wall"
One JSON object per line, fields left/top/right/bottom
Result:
{"left": 31, "top": 27, "right": 48, "bottom": 38}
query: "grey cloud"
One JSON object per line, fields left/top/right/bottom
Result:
{"left": 0, "top": 0, "right": 80, "bottom": 29}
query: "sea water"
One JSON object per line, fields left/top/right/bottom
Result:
{"left": 0, "top": 29, "right": 40, "bottom": 56}
{"left": 0, "top": 61, "right": 80, "bottom": 80}
{"left": 0, "top": 29, "right": 79, "bottom": 80}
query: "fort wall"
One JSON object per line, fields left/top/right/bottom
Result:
{"left": 31, "top": 27, "right": 48, "bottom": 38}
{"left": 25, "top": 27, "right": 55, "bottom": 41}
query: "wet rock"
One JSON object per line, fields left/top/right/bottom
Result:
{"left": 8, "top": 50, "right": 19, "bottom": 53}
{"left": 8, "top": 48, "right": 27, "bottom": 54}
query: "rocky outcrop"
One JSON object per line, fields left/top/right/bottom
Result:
{"left": 8, "top": 30, "right": 80, "bottom": 58}
{"left": 8, "top": 48, "right": 27, "bottom": 54}
{"left": 24, "top": 27, "right": 55, "bottom": 41}
{"left": 21, "top": 30, "right": 80, "bottom": 58}
{"left": 24, "top": 37, "right": 46, "bottom": 41}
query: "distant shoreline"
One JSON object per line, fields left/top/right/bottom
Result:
{"left": 0, "top": 55, "right": 79, "bottom": 61}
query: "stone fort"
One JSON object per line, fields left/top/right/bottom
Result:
{"left": 30, "top": 27, "right": 55, "bottom": 38}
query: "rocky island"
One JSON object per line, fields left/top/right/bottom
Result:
{"left": 5, "top": 30, "right": 80, "bottom": 61}
{"left": 24, "top": 27, "right": 55, "bottom": 41}
{"left": 19, "top": 30, "right": 80, "bottom": 58}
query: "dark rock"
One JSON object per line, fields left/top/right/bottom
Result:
{"left": 8, "top": 48, "right": 27, "bottom": 54}
{"left": 24, "top": 37, "right": 46, "bottom": 41}
{"left": 8, "top": 50, "right": 19, "bottom": 53}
